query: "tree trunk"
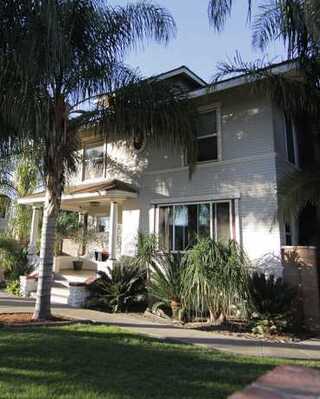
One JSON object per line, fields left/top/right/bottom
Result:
{"left": 32, "top": 189, "right": 60, "bottom": 320}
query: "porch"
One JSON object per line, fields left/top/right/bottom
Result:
{"left": 18, "top": 179, "right": 138, "bottom": 305}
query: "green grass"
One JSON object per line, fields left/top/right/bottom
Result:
{"left": 0, "top": 324, "right": 317, "bottom": 399}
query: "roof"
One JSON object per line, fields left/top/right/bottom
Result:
{"left": 18, "top": 179, "right": 138, "bottom": 205}
{"left": 154, "top": 65, "right": 207, "bottom": 89}
{"left": 189, "top": 59, "right": 298, "bottom": 99}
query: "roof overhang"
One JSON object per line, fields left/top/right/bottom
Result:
{"left": 18, "top": 179, "right": 138, "bottom": 208}
{"left": 188, "top": 60, "right": 299, "bottom": 99}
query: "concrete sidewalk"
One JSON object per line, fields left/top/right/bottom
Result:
{"left": 1, "top": 290, "right": 320, "bottom": 360}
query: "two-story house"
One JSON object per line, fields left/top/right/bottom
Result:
{"left": 19, "top": 62, "right": 301, "bottom": 283}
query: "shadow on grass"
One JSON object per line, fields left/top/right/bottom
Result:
{"left": 0, "top": 324, "right": 315, "bottom": 399}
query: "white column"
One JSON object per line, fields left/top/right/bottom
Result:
{"left": 29, "top": 206, "right": 41, "bottom": 255}
{"left": 109, "top": 201, "right": 118, "bottom": 260}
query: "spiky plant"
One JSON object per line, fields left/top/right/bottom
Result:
{"left": 87, "top": 259, "right": 147, "bottom": 313}
{"left": 148, "top": 252, "right": 186, "bottom": 320}
{"left": 0, "top": 1, "right": 197, "bottom": 320}
{"left": 183, "top": 238, "right": 251, "bottom": 323}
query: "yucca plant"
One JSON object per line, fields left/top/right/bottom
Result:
{"left": 183, "top": 238, "right": 251, "bottom": 323}
{"left": 136, "top": 233, "right": 158, "bottom": 280}
{"left": 148, "top": 252, "right": 186, "bottom": 320}
{"left": 86, "top": 257, "right": 147, "bottom": 313}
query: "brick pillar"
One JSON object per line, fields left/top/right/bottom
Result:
{"left": 282, "top": 246, "right": 320, "bottom": 331}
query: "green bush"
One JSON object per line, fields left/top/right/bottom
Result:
{"left": 183, "top": 238, "right": 251, "bottom": 323}
{"left": 0, "top": 237, "right": 31, "bottom": 281}
{"left": 248, "top": 272, "right": 297, "bottom": 334}
{"left": 86, "top": 257, "right": 147, "bottom": 313}
{"left": 148, "top": 252, "right": 186, "bottom": 320}
{"left": 5, "top": 279, "right": 20, "bottom": 296}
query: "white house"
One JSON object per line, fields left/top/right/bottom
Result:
{"left": 18, "top": 62, "right": 303, "bottom": 304}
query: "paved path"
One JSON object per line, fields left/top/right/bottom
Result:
{"left": 1, "top": 291, "right": 320, "bottom": 360}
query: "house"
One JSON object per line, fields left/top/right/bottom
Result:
{"left": 18, "top": 62, "right": 306, "bottom": 304}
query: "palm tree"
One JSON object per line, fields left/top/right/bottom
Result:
{"left": 208, "top": 1, "right": 320, "bottom": 224}
{"left": 0, "top": 0, "right": 196, "bottom": 320}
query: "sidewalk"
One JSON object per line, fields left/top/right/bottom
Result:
{"left": 1, "top": 290, "right": 320, "bottom": 360}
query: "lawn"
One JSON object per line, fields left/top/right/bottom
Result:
{"left": 0, "top": 324, "right": 318, "bottom": 399}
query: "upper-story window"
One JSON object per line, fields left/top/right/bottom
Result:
{"left": 196, "top": 108, "right": 219, "bottom": 162}
{"left": 284, "top": 114, "right": 297, "bottom": 165}
{"left": 83, "top": 144, "right": 105, "bottom": 181}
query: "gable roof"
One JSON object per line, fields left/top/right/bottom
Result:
{"left": 154, "top": 65, "right": 207, "bottom": 89}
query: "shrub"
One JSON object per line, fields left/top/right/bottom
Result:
{"left": 0, "top": 237, "right": 31, "bottom": 281}
{"left": 248, "top": 272, "right": 297, "bottom": 334}
{"left": 5, "top": 279, "right": 20, "bottom": 296}
{"left": 148, "top": 252, "right": 186, "bottom": 320}
{"left": 183, "top": 238, "right": 251, "bottom": 323}
{"left": 136, "top": 233, "right": 158, "bottom": 279}
{"left": 86, "top": 257, "right": 147, "bottom": 313}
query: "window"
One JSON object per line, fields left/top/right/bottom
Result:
{"left": 285, "top": 222, "right": 292, "bottom": 246}
{"left": 284, "top": 115, "right": 296, "bottom": 164}
{"left": 97, "top": 216, "right": 109, "bottom": 233}
{"left": 133, "top": 132, "right": 146, "bottom": 152}
{"left": 83, "top": 144, "right": 105, "bottom": 180}
{"left": 196, "top": 109, "right": 219, "bottom": 162}
{"left": 158, "top": 201, "right": 233, "bottom": 251}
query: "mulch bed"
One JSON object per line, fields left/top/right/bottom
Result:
{"left": 141, "top": 311, "right": 315, "bottom": 343}
{"left": 0, "top": 313, "right": 74, "bottom": 327}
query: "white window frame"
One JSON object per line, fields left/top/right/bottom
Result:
{"left": 196, "top": 103, "right": 222, "bottom": 163}
{"left": 155, "top": 199, "right": 235, "bottom": 252}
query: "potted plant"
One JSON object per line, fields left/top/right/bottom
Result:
{"left": 71, "top": 228, "right": 98, "bottom": 271}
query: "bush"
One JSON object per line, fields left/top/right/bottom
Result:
{"left": 183, "top": 239, "right": 251, "bottom": 323}
{"left": 0, "top": 237, "right": 31, "bottom": 281}
{"left": 148, "top": 252, "right": 186, "bottom": 320}
{"left": 248, "top": 272, "right": 297, "bottom": 334}
{"left": 5, "top": 279, "right": 20, "bottom": 296}
{"left": 86, "top": 257, "right": 147, "bottom": 313}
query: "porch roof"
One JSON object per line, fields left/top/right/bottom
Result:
{"left": 18, "top": 179, "right": 138, "bottom": 208}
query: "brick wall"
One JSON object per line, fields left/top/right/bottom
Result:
{"left": 282, "top": 246, "right": 320, "bottom": 331}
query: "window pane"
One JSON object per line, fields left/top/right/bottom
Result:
{"left": 198, "top": 136, "right": 218, "bottom": 162}
{"left": 198, "top": 204, "right": 210, "bottom": 238}
{"left": 174, "top": 205, "right": 197, "bottom": 250}
{"left": 216, "top": 203, "right": 231, "bottom": 242}
{"left": 159, "top": 207, "right": 173, "bottom": 251}
{"left": 285, "top": 116, "right": 295, "bottom": 164}
{"left": 196, "top": 111, "right": 217, "bottom": 138}
{"left": 83, "top": 145, "right": 104, "bottom": 180}
{"left": 97, "top": 216, "right": 109, "bottom": 233}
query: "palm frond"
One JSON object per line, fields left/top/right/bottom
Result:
{"left": 208, "top": 0, "right": 252, "bottom": 32}
{"left": 278, "top": 168, "right": 320, "bottom": 219}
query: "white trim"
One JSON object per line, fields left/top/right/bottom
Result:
{"left": 18, "top": 189, "right": 137, "bottom": 205}
{"left": 234, "top": 198, "right": 241, "bottom": 244}
{"left": 156, "top": 66, "right": 207, "bottom": 87}
{"left": 188, "top": 61, "right": 298, "bottom": 99}
{"left": 145, "top": 152, "right": 277, "bottom": 176}
{"left": 151, "top": 192, "right": 240, "bottom": 205}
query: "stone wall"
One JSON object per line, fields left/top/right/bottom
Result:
{"left": 282, "top": 246, "right": 320, "bottom": 331}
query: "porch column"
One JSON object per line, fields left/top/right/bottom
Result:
{"left": 28, "top": 206, "right": 41, "bottom": 255}
{"left": 109, "top": 201, "right": 118, "bottom": 260}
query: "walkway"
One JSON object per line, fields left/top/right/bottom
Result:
{"left": 1, "top": 291, "right": 320, "bottom": 360}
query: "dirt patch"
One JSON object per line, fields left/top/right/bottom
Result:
{"left": 0, "top": 313, "right": 73, "bottom": 327}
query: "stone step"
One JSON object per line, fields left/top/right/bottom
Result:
{"left": 30, "top": 286, "right": 70, "bottom": 305}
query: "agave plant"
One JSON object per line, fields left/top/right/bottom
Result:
{"left": 86, "top": 257, "right": 147, "bottom": 313}
{"left": 183, "top": 238, "right": 251, "bottom": 323}
{"left": 148, "top": 252, "right": 186, "bottom": 320}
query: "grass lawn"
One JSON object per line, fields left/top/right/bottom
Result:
{"left": 0, "top": 324, "right": 318, "bottom": 399}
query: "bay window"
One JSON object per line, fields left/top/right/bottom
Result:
{"left": 158, "top": 200, "right": 235, "bottom": 251}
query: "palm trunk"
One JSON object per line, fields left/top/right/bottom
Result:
{"left": 32, "top": 189, "right": 60, "bottom": 320}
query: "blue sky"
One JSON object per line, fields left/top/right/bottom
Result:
{"left": 110, "top": 1, "right": 287, "bottom": 82}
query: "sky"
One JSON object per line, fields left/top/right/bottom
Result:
{"left": 109, "top": 0, "right": 287, "bottom": 82}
